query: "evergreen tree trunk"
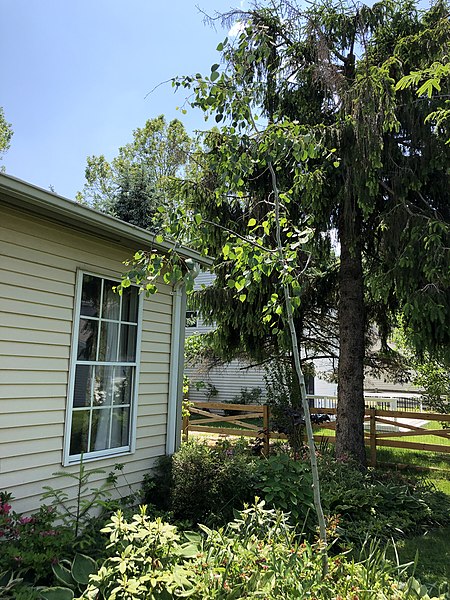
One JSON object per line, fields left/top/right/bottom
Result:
{"left": 336, "top": 208, "right": 366, "bottom": 465}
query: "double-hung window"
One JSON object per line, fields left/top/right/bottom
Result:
{"left": 65, "top": 272, "right": 141, "bottom": 464}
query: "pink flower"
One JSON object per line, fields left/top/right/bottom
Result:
{"left": 19, "top": 516, "right": 33, "bottom": 525}
{"left": 0, "top": 503, "right": 12, "bottom": 514}
{"left": 40, "top": 529, "right": 57, "bottom": 536}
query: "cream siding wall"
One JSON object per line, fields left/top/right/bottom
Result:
{"left": 0, "top": 206, "right": 173, "bottom": 513}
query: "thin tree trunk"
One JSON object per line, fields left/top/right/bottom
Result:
{"left": 336, "top": 208, "right": 366, "bottom": 466}
{"left": 269, "top": 162, "right": 328, "bottom": 574}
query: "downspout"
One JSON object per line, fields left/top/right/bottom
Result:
{"left": 166, "top": 280, "right": 188, "bottom": 455}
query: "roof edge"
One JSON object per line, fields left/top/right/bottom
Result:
{"left": 0, "top": 173, "right": 212, "bottom": 267}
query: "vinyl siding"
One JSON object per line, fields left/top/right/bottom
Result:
{"left": 186, "top": 358, "right": 338, "bottom": 402}
{"left": 186, "top": 360, "right": 267, "bottom": 403}
{"left": 0, "top": 205, "right": 174, "bottom": 514}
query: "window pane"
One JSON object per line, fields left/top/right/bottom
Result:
{"left": 98, "top": 321, "right": 119, "bottom": 362}
{"left": 119, "top": 324, "right": 137, "bottom": 362}
{"left": 102, "top": 279, "right": 120, "bottom": 320}
{"left": 94, "top": 366, "right": 114, "bottom": 406}
{"left": 186, "top": 311, "right": 198, "bottom": 327}
{"left": 73, "top": 365, "right": 93, "bottom": 407}
{"left": 90, "top": 408, "right": 111, "bottom": 452}
{"left": 81, "top": 275, "right": 101, "bottom": 317}
{"left": 70, "top": 410, "right": 90, "bottom": 455}
{"left": 113, "top": 367, "right": 132, "bottom": 405}
{"left": 111, "top": 408, "right": 130, "bottom": 448}
{"left": 77, "top": 319, "right": 98, "bottom": 360}
{"left": 121, "top": 286, "right": 139, "bottom": 323}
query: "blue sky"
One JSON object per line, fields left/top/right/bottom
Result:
{"left": 2, "top": 0, "right": 241, "bottom": 199}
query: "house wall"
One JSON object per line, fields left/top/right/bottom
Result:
{"left": 186, "top": 359, "right": 267, "bottom": 403}
{"left": 0, "top": 205, "right": 173, "bottom": 513}
{"left": 186, "top": 358, "right": 337, "bottom": 403}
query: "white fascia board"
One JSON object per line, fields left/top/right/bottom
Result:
{"left": 0, "top": 173, "right": 213, "bottom": 267}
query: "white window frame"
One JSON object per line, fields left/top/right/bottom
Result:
{"left": 63, "top": 269, "right": 143, "bottom": 466}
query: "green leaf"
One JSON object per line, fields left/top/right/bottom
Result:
{"left": 71, "top": 553, "right": 97, "bottom": 585}
{"left": 52, "top": 563, "right": 74, "bottom": 589}
{"left": 235, "top": 278, "right": 245, "bottom": 292}
{"left": 211, "top": 63, "right": 220, "bottom": 72}
{"left": 239, "top": 294, "right": 247, "bottom": 302}
{"left": 194, "top": 213, "right": 202, "bottom": 225}
{"left": 40, "top": 588, "right": 74, "bottom": 600}
{"left": 174, "top": 541, "right": 200, "bottom": 557}
{"left": 155, "top": 235, "right": 164, "bottom": 244}
{"left": 210, "top": 70, "right": 220, "bottom": 82}
{"left": 248, "top": 218, "right": 257, "bottom": 227}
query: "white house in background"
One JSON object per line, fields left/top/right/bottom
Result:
{"left": 0, "top": 173, "right": 210, "bottom": 513}
{"left": 185, "top": 272, "right": 337, "bottom": 404}
{"left": 185, "top": 272, "right": 422, "bottom": 407}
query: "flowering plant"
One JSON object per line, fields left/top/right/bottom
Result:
{"left": 0, "top": 492, "right": 72, "bottom": 585}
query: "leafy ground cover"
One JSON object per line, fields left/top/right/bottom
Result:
{"left": 78, "top": 502, "right": 442, "bottom": 600}
{"left": 387, "top": 525, "right": 450, "bottom": 593}
{"left": 2, "top": 440, "right": 449, "bottom": 598}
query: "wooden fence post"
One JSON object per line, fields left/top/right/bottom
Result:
{"left": 369, "top": 408, "right": 377, "bottom": 467}
{"left": 182, "top": 414, "right": 189, "bottom": 442}
{"left": 263, "top": 405, "right": 270, "bottom": 456}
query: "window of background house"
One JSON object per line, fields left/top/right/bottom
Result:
{"left": 305, "top": 375, "right": 315, "bottom": 396}
{"left": 65, "top": 272, "right": 141, "bottom": 463}
{"left": 185, "top": 309, "right": 199, "bottom": 328}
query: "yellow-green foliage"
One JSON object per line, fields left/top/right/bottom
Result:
{"left": 78, "top": 502, "right": 445, "bottom": 599}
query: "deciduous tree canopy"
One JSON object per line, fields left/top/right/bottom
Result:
{"left": 0, "top": 107, "right": 13, "bottom": 167}
{"left": 77, "top": 115, "right": 192, "bottom": 229}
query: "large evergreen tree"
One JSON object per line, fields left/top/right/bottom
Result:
{"left": 174, "top": 0, "right": 450, "bottom": 463}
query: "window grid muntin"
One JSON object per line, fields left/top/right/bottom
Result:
{"left": 69, "top": 273, "right": 139, "bottom": 460}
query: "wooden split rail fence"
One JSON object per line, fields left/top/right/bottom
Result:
{"left": 183, "top": 401, "right": 450, "bottom": 467}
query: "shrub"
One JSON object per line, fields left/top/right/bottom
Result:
{"left": 0, "top": 463, "right": 137, "bottom": 588}
{"left": 264, "top": 359, "right": 314, "bottom": 452}
{"left": 142, "top": 441, "right": 450, "bottom": 545}
{"left": 142, "top": 440, "right": 258, "bottom": 526}
{"left": 223, "top": 386, "right": 264, "bottom": 415}
{"left": 255, "top": 452, "right": 315, "bottom": 534}
{"left": 79, "top": 501, "right": 445, "bottom": 599}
